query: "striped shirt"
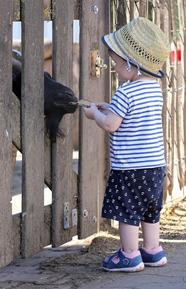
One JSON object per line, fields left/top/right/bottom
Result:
{"left": 108, "top": 80, "right": 166, "bottom": 170}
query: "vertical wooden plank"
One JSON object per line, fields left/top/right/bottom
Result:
{"left": 13, "top": 0, "right": 21, "bottom": 21}
{"left": 13, "top": 206, "right": 52, "bottom": 259}
{"left": 164, "top": 2, "right": 173, "bottom": 199}
{"left": 74, "top": 0, "right": 81, "bottom": 19}
{"left": 43, "top": 0, "right": 52, "bottom": 20}
{"left": 11, "top": 99, "right": 52, "bottom": 189}
{"left": 130, "top": 0, "right": 135, "bottom": 20}
{"left": 160, "top": 1, "right": 170, "bottom": 200}
{"left": 169, "top": 0, "right": 178, "bottom": 199}
{"left": 51, "top": 0, "right": 77, "bottom": 246}
{"left": 139, "top": 0, "right": 147, "bottom": 17}
{"left": 0, "top": 0, "right": 13, "bottom": 267}
{"left": 21, "top": 0, "right": 44, "bottom": 257}
{"left": 183, "top": 0, "right": 186, "bottom": 184}
{"left": 175, "top": 0, "right": 185, "bottom": 188}
{"left": 79, "top": 0, "right": 110, "bottom": 238}
{"left": 117, "top": 0, "right": 127, "bottom": 28}
{"left": 170, "top": 73, "right": 176, "bottom": 196}
{"left": 176, "top": 60, "right": 184, "bottom": 188}
{"left": 98, "top": 0, "right": 111, "bottom": 228}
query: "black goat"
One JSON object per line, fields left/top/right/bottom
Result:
{"left": 12, "top": 52, "right": 78, "bottom": 142}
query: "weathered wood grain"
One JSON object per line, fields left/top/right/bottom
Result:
{"left": 21, "top": 0, "right": 44, "bottom": 258}
{"left": 51, "top": 0, "right": 77, "bottom": 247}
{"left": 79, "top": 0, "right": 109, "bottom": 238}
{"left": 0, "top": 1, "right": 14, "bottom": 267}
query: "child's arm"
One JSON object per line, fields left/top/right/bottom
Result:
{"left": 83, "top": 103, "right": 122, "bottom": 133}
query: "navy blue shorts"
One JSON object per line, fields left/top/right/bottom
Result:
{"left": 102, "top": 167, "right": 166, "bottom": 226}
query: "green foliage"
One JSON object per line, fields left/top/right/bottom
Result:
{"left": 43, "top": 5, "right": 53, "bottom": 20}
{"left": 13, "top": 0, "right": 54, "bottom": 21}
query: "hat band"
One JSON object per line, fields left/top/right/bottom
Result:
{"left": 138, "top": 66, "right": 165, "bottom": 78}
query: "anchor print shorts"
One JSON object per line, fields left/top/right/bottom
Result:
{"left": 102, "top": 167, "right": 166, "bottom": 226}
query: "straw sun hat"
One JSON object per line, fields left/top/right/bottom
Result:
{"left": 102, "top": 17, "right": 170, "bottom": 78}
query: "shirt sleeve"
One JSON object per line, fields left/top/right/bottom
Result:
{"left": 108, "top": 86, "right": 129, "bottom": 119}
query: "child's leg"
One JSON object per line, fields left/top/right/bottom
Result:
{"left": 102, "top": 221, "right": 144, "bottom": 272}
{"left": 140, "top": 221, "right": 167, "bottom": 266}
{"left": 119, "top": 222, "right": 139, "bottom": 253}
{"left": 141, "top": 221, "right": 160, "bottom": 250}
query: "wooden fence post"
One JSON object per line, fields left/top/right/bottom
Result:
{"left": 129, "top": 0, "right": 135, "bottom": 20}
{"left": 159, "top": 1, "right": 171, "bottom": 201}
{"left": 183, "top": 0, "right": 186, "bottom": 184}
{"left": 21, "top": 0, "right": 44, "bottom": 258}
{"left": 51, "top": 0, "right": 77, "bottom": 246}
{"left": 0, "top": 1, "right": 13, "bottom": 267}
{"left": 139, "top": 0, "right": 147, "bottom": 17}
{"left": 79, "top": 0, "right": 110, "bottom": 238}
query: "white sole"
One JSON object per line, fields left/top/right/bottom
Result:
{"left": 144, "top": 257, "right": 167, "bottom": 267}
{"left": 102, "top": 262, "right": 145, "bottom": 272}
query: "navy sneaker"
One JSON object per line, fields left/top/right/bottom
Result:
{"left": 102, "top": 249, "right": 144, "bottom": 272}
{"left": 140, "top": 248, "right": 167, "bottom": 267}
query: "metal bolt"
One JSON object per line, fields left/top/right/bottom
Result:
{"left": 91, "top": 4, "right": 99, "bottom": 14}
{"left": 5, "top": 129, "right": 9, "bottom": 137}
{"left": 83, "top": 209, "right": 88, "bottom": 217}
{"left": 93, "top": 216, "right": 97, "bottom": 223}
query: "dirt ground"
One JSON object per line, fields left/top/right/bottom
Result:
{"left": 8, "top": 158, "right": 186, "bottom": 288}
{"left": 0, "top": 196, "right": 186, "bottom": 289}
{"left": 160, "top": 197, "right": 186, "bottom": 239}
{"left": 36, "top": 196, "right": 186, "bottom": 289}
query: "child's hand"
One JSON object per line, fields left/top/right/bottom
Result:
{"left": 83, "top": 103, "right": 98, "bottom": 120}
{"left": 96, "top": 102, "right": 110, "bottom": 111}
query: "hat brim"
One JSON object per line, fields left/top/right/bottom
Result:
{"left": 102, "top": 34, "right": 129, "bottom": 61}
{"left": 102, "top": 35, "right": 165, "bottom": 79}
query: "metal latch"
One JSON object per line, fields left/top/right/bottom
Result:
{"left": 64, "top": 202, "right": 70, "bottom": 229}
{"left": 90, "top": 49, "right": 107, "bottom": 78}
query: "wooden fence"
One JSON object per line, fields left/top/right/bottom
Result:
{"left": 0, "top": 0, "right": 185, "bottom": 269}
{"left": 0, "top": 0, "right": 110, "bottom": 268}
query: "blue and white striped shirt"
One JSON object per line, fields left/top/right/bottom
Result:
{"left": 108, "top": 80, "right": 166, "bottom": 170}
